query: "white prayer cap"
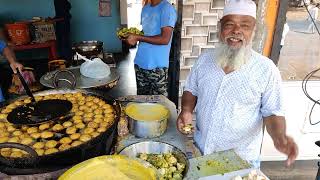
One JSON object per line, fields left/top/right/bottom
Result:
{"left": 223, "top": 0, "right": 257, "bottom": 19}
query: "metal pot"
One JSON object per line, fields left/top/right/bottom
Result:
{"left": 73, "top": 40, "right": 103, "bottom": 53}
{"left": 125, "top": 103, "right": 169, "bottom": 138}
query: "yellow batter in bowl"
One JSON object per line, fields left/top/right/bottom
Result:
{"left": 59, "top": 155, "right": 157, "bottom": 180}
{"left": 125, "top": 103, "right": 169, "bottom": 121}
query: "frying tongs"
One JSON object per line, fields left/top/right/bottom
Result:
{"left": 6, "top": 69, "right": 73, "bottom": 125}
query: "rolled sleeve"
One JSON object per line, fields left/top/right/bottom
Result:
{"left": 160, "top": 5, "right": 177, "bottom": 28}
{"left": 260, "top": 65, "right": 285, "bottom": 117}
{"left": 0, "top": 40, "right": 6, "bottom": 54}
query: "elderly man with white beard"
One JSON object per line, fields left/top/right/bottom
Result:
{"left": 176, "top": 0, "right": 298, "bottom": 168}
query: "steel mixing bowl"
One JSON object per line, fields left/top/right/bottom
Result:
{"left": 119, "top": 141, "right": 189, "bottom": 178}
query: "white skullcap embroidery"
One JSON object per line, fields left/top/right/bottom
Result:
{"left": 223, "top": 0, "right": 257, "bottom": 19}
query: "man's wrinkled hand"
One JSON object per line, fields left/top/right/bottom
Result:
{"left": 274, "top": 135, "right": 298, "bottom": 167}
{"left": 176, "top": 111, "right": 194, "bottom": 135}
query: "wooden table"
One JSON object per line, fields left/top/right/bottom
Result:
{"left": 10, "top": 40, "right": 58, "bottom": 60}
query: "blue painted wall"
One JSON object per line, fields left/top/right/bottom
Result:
{"left": 0, "top": 0, "right": 122, "bottom": 53}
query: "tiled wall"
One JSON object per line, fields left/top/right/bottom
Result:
{"left": 179, "top": 0, "right": 226, "bottom": 101}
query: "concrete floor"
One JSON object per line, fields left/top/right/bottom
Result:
{"left": 261, "top": 160, "right": 318, "bottom": 180}
{"left": 278, "top": 9, "right": 320, "bottom": 81}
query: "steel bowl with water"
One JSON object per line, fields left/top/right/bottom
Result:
{"left": 119, "top": 141, "right": 189, "bottom": 178}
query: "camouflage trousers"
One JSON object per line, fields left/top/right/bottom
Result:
{"left": 135, "top": 65, "right": 168, "bottom": 97}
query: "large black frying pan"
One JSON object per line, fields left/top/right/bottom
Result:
{"left": 0, "top": 89, "right": 120, "bottom": 174}
{"left": 6, "top": 70, "right": 73, "bottom": 125}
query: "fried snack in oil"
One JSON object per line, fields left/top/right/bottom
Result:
{"left": 93, "top": 118, "right": 103, "bottom": 124}
{"left": 12, "top": 130, "right": 23, "bottom": 136}
{"left": 75, "top": 123, "right": 86, "bottom": 129}
{"left": 52, "top": 124, "right": 64, "bottom": 132}
{"left": 8, "top": 137, "right": 19, "bottom": 143}
{"left": 63, "top": 121, "right": 73, "bottom": 128}
{"left": 73, "top": 119, "right": 83, "bottom": 124}
{"left": 39, "top": 123, "right": 50, "bottom": 131}
{"left": 71, "top": 141, "right": 82, "bottom": 147}
{"left": 59, "top": 144, "right": 71, "bottom": 151}
{"left": 41, "top": 131, "right": 54, "bottom": 139}
{"left": 45, "top": 140, "right": 58, "bottom": 148}
{"left": 91, "top": 105, "right": 98, "bottom": 110}
{"left": 87, "top": 122, "right": 98, "bottom": 129}
{"left": 100, "top": 122, "right": 110, "bottom": 128}
{"left": 60, "top": 137, "right": 72, "bottom": 144}
{"left": 75, "top": 111, "right": 84, "bottom": 116}
{"left": 102, "top": 104, "right": 113, "bottom": 109}
{"left": 84, "top": 113, "right": 94, "bottom": 118}
{"left": 0, "top": 137, "right": 8, "bottom": 143}
{"left": 91, "top": 132, "right": 100, "bottom": 138}
{"left": 66, "top": 127, "right": 77, "bottom": 134}
{"left": 33, "top": 142, "right": 45, "bottom": 149}
{"left": 10, "top": 151, "right": 23, "bottom": 158}
{"left": 70, "top": 133, "right": 81, "bottom": 140}
{"left": 20, "top": 137, "right": 33, "bottom": 145}
{"left": 79, "top": 134, "right": 91, "bottom": 142}
{"left": 94, "top": 114, "right": 104, "bottom": 119}
{"left": 83, "top": 128, "right": 94, "bottom": 134}
{"left": 0, "top": 122, "right": 5, "bottom": 128}
{"left": 36, "top": 149, "right": 45, "bottom": 156}
{"left": 1, "top": 149, "right": 11, "bottom": 157}
{"left": 97, "top": 127, "right": 107, "bottom": 133}
{"left": 83, "top": 118, "right": 92, "bottom": 123}
{"left": 31, "top": 133, "right": 41, "bottom": 139}
{"left": 27, "top": 127, "right": 38, "bottom": 134}
{"left": 45, "top": 148, "right": 58, "bottom": 155}
{"left": 72, "top": 115, "right": 82, "bottom": 121}
{"left": 86, "top": 102, "right": 94, "bottom": 107}
{"left": 0, "top": 132, "right": 9, "bottom": 138}
{"left": 7, "top": 126, "right": 16, "bottom": 132}
{"left": 94, "top": 109, "right": 103, "bottom": 115}
{"left": 21, "top": 125, "right": 29, "bottom": 131}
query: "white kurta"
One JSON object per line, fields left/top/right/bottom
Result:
{"left": 184, "top": 50, "right": 284, "bottom": 167}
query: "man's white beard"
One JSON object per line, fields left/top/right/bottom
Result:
{"left": 215, "top": 41, "right": 253, "bottom": 71}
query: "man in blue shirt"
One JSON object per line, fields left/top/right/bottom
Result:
{"left": 0, "top": 40, "right": 24, "bottom": 102}
{"left": 0, "top": 40, "right": 23, "bottom": 73}
{"left": 124, "top": 0, "right": 177, "bottom": 96}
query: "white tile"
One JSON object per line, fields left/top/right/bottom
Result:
{"left": 184, "top": 56, "right": 198, "bottom": 66}
{"left": 179, "top": 68, "right": 191, "bottom": 81}
{"left": 185, "top": 26, "right": 209, "bottom": 36}
{"left": 202, "top": 14, "right": 218, "bottom": 26}
{"left": 195, "top": 2, "right": 210, "bottom": 12}
{"left": 181, "top": 37, "right": 193, "bottom": 52}
{"left": 208, "top": 32, "right": 219, "bottom": 42}
{"left": 192, "top": 13, "right": 202, "bottom": 25}
{"left": 182, "top": 4, "right": 195, "bottom": 20}
{"left": 193, "top": 36, "right": 208, "bottom": 45}
{"left": 211, "top": 0, "right": 225, "bottom": 9}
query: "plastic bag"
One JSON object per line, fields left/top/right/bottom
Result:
{"left": 78, "top": 53, "right": 111, "bottom": 79}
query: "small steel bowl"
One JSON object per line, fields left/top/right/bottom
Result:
{"left": 119, "top": 141, "right": 189, "bottom": 178}
{"left": 125, "top": 103, "right": 169, "bottom": 138}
